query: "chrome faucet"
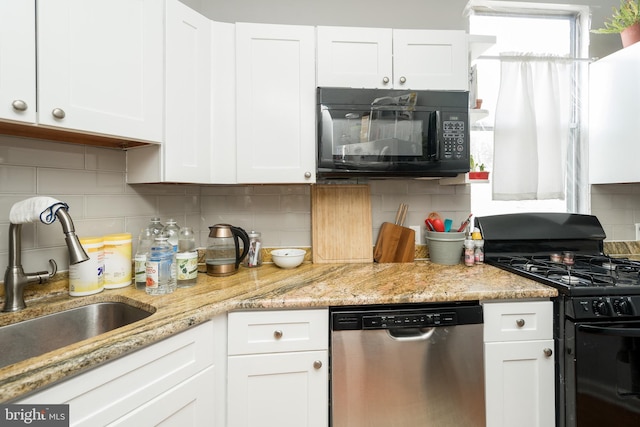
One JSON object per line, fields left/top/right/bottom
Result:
{"left": 3, "top": 208, "right": 89, "bottom": 312}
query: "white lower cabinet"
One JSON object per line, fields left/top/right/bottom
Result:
{"left": 17, "top": 319, "right": 225, "bottom": 427}
{"left": 483, "top": 301, "right": 555, "bottom": 427}
{"left": 227, "top": 309, "right": 329, "bottom": 427}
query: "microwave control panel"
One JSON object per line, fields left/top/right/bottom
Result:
{"left": 442, "top": 116, "right": 466, "bottom": 160}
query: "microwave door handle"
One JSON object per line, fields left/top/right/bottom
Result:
{"left": 578, "top": 324, "right": 640, "bottom": 338}
{"left": 428, "top": 111, "right": 439, "bottom": 160}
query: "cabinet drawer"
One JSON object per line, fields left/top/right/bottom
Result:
{"left": 483, "top": 301, "right": 553, "bottom": 342}
{"left": 228, "top": 309, "right": 328, "bottom": 355}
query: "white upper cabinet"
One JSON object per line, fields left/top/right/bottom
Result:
{"left": 235, "top": 23, "right": 316, "bottom": 184}
{"left": 316, "top": 26, "right": 393, "bottom": 89}
{"left": 0, "top": 1, "right": 36, "bottom": 124}
{"left": 589, "top": 42, "right": 640, "bottom": 184}
{"left": 37, "top": 0, "right": 164, "bottom": 143}
{"left": 126, "top": 0, "right": 212, "bottom": 184}
{"left": 317, "top": 26, "right": 468, "bottom": 90}
{"left": 392, "top": 29, "right": 468, "bottom": 90}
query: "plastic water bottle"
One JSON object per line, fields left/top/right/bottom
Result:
{"left": 162, "top": 218, "right": 180, "bottom": 252}
{"left": 148, "top": 217, "right": 164, "bottom": 237}
{"left": 134, "top": 228, "right": 154, "bottom": 290}
{"left": 145, "top": 234, "right": 176, "bottom": 295}
{"left": 176, "top": 227, "right": 198, "bottom": 288}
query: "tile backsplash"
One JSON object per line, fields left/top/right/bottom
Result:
{"left": 0, "top": 136, "right": 471, "bottom": 276}
{"left": 590, "top": 184, "right": 640, "bottom": 241}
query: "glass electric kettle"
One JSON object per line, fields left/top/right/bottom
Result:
{"left": 205, "top": 224, "right": 250, "bottom": 276}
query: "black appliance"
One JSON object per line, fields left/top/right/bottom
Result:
{"left": 476, "top": 212, "right": 640, "bottom": 427}
{"left": 316, "top": 87, "right": 469, "bottom": 178}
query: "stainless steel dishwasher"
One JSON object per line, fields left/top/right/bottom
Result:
{"left": 330, "top": 302, "right": 485, "bottom": 427}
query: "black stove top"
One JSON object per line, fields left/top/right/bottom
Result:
{"left": 487, "top": 253, "right": 640, "bottom": 296}
{"left": 476, "top": 213, "right": 640, "bottom": 297}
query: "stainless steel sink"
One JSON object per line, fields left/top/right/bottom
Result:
{"left": 0, "top": 301, "right": 154, "bottom": 369}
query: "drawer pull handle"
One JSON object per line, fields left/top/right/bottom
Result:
{"left": 382, "top": 76, "right": 390, "bottom": 84}
{"left": 543, "top": 348, "right": 553, "bottom": 357}
{"left": 313, "top": 360, "right": 323, "bottom": 369}
{"left": 273, "top": 330, "right": 283, "bottom": 339}
{"left": 516, "top": 319, "right": 525, "bottom": 328}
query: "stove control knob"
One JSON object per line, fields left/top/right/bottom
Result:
{"left": 592, "top": 299, "right": 610, "bottom": 316}
{"left": 613, "top": 298, "right": 633, "bottom": 315}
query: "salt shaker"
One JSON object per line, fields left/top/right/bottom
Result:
{"left": 243, "top": 231, "right": 262, "bottom": 268}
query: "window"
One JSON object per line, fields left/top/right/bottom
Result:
{"left": 467, "top": 1, "right": 590, "bottom": 216}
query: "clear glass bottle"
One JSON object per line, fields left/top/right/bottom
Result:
{"left": 176, "top": 227, "right": 198, "bottom": 288}
{"left": 145, "top": 234, "right": 176, "bottom": 295}
{"left": 148, "top": 217, "right": 164, "bottom": 237}
{"left": 162, "top": 218, "right": 180, "bottom": 252}
{"left": 242, "top": 230, "right": 262, "bottom": 267}
{"left": 134, "top": 228, "right": 154, "bottom": 290}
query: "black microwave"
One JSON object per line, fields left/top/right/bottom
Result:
{"left": 317, "top": 87, "right": 469, "bottom": 178}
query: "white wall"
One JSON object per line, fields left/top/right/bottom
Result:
{"left": 196, "top": 0, "right": 624, "bottom": 60}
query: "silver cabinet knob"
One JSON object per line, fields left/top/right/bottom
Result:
{"left": 52, "top": 108, "right": 66, "bottom": 119}
{"left": 273, "top": 330, "right": 283, "bottom": 339}
{"left": 399, "top": 76, "right": 407, "bottom": 84}
{"left": 304, "top": 171, "right": 312, "bottom": 179}
{"left": 11, "top": 100, "right": 28, "bottom": 111}
{"left": 516, "top": 319, "right": 525, "bottom": 327}
{"left": 382, "top": 76, "right": 390, "bottom": 84}
{"left": 543, "top": 348, "right": 553, "bottom": 357}
{"left": 313, "top": 360, "right": 323, "bottom": 369}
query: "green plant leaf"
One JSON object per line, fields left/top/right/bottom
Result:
{"left": 592, "top": 0, "right": 640, "bottom": 34}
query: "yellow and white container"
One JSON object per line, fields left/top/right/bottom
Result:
{"left": 69, "top": 236, "right": 104, "bottom": 296}
{"left": 103, "top": 233, "right": 132, "bottom": 289}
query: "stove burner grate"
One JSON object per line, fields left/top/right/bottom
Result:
{"left": 492, "top": 254, "right": 640, "bottom": 289}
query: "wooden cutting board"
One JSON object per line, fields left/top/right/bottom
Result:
{"left": 311, "top": 184, "right": 373, "bottom": 263}
{"left": 373, "top": 223, "right": 416, "bottom": 263}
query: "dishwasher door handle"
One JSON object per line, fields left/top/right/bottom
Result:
{"left": 386, "top": 327, "right": 435, "bottom": 341}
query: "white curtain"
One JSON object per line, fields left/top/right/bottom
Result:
{"left": 492, "top": 53, "right": 571, "bottom": 201}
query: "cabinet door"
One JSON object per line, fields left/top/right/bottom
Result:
{"left": 589, "top": 42, "right": 640, "bottom": 184}
{"left": 109, "top": 366, "right": 215, "bottom": 427}
{"left": 235, "top": 23, "right": 316, "bottom": 184}
{"left": 164, "top": 0, "right": 212, "bottom": 183}
{"left": 19, "top": 321, "right": 216, "bottom": 427}
{"left": 393, "top": 30, "right": 468, "bottom": 90}
{"left": 227, "top": 351, "right": 328, "bottom": 427}
{"left": 316, "top": 26, "right": 393, "bottom": 89}
{"left": 37, "top": 0, "right": 163, "bottom": 143}
{"left": 0, "top": 0, "right": 36, "bottom": 123}
{"left": 484, "top": 340, "right": 555, "bottom": 427}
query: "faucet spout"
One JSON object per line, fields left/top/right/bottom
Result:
{"left": 55, "top": 208, "right": 89, "bottom": 265}
{"left": 2, "top": 206, "right": 89, "bottom": 312}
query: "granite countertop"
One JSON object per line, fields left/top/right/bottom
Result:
{"left": 0, "top": 261, "right": 556, "bottom": 402}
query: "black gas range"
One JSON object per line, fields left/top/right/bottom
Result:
{"left": 476, "top": 213, "right": 640, "bottom": 427}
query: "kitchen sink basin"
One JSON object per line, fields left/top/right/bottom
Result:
{"left": 0, "top": 301, "right": 154, "bottom": 369}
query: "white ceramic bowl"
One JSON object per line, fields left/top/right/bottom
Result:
{"left": 271, "top": 249, "right": 306, "bottom": 269}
